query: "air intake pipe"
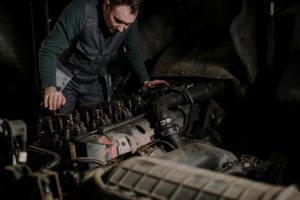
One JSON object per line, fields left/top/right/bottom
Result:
{"left": 152, "top": 81, "right": 225, "bottom": 148}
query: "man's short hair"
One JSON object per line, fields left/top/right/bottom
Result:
{"left": 109, "top": 0, "right": 142, "bottom": 14}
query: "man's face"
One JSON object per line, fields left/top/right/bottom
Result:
{"left": 103, "top": 1, "right": 138, "bottom": 34}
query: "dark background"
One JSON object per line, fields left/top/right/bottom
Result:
{"left": 0, "top": 0, "right": 71, "bottom": 131}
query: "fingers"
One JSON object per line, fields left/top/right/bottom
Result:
{"left": 62, "top": 95, "right": 66, "bottom": 106}
{"left": 43, "top": 91, "right": 66, "bottom": 111}
{"left": 144, "top": 79, "right": 170, "bottom": 88}
{"left": 153, "top": 80, "right": 170, "bottom": 86}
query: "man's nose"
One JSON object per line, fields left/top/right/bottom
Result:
{"left": 117, "top": 24, "right": 126, "bottom": 32}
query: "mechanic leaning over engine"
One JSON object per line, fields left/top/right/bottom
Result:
{"left": 39, "top": 0, "right": 168, "bottom": 114}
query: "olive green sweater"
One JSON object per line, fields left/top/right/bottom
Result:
{"left": 39, "top": 0, "right": 149, "bottom": 88}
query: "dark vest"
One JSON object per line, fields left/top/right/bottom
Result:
{"left": 59, "top": 0, "right": 128, "bottom": 82}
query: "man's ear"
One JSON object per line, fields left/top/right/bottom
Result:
{"left": 103, "top": 0, "right": 110, "bottom": 11}
{"left": 105, "top": 0, "right": 110, "bottom": 8}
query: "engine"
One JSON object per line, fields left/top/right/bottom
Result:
{"left": 33, "top": 81, "right": 227, "bottom": 165}
{"left": 0, "top": 81, "right": 297, "bottom": 200}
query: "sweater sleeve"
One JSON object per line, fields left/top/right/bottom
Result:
{"left": 124, "top": 21, "right": 150, "bottom": 84}
{"left": 39, "top": 0, "right": 85, "bottom": 88}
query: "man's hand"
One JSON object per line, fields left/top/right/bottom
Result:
{"left": 43, "top": 86, "right": 66, "bottom": 111}
{"left": 143, "top": 79, "right": 169, "bottom": 89}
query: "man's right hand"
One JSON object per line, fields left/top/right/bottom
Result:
{"left": 43, "top": 86, "right": 66, "bottom": 111}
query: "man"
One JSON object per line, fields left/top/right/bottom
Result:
{"left": 39, "top": 0, "right": 168, "bottom": 114}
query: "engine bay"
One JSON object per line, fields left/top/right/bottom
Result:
{"left": 1, "top": 80, "right": 299, "bottom": 199}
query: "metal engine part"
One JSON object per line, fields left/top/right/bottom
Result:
{"left": 74, "top": 115, "right": 155, "bottom": 162}
{"left": 77, "top": 156, "right": 300, "bottom": 200}
{"left": 0, "top": 119, "right": 27, "bottom": 167}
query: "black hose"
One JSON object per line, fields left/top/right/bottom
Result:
{"left": 152, "top": 82, "right": 225, "bottom": 148}
{"left": 28, "top": 145, "right": 61, "bottom": 170}
{"left": 63, "top": 157, "right": 107, "bottom": 167}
